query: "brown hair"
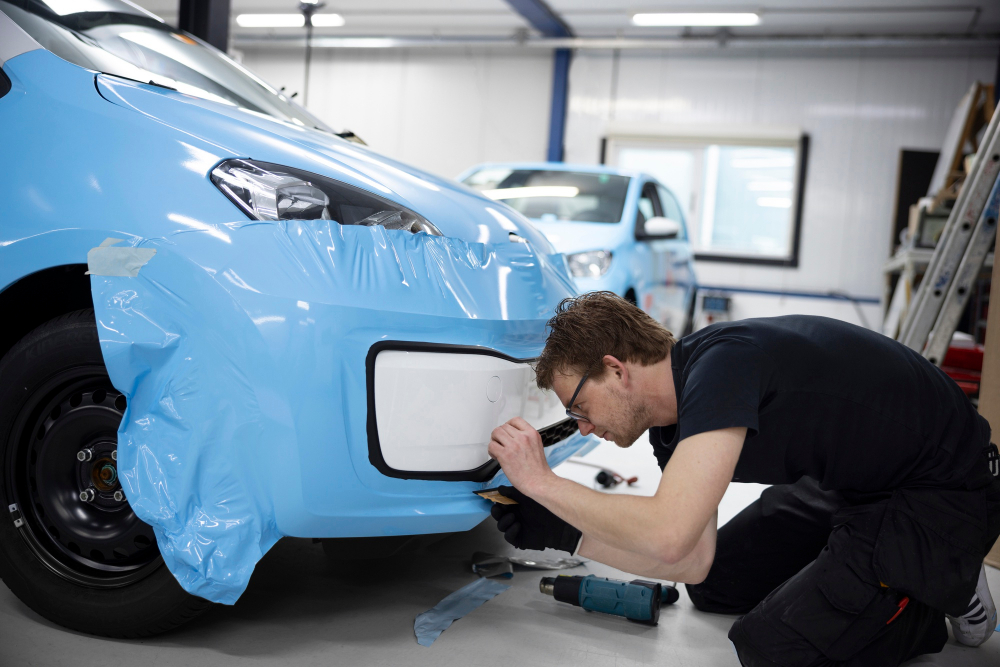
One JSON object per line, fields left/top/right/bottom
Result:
{"left": 535, "top": 291, "right": 676, "bottom": 390}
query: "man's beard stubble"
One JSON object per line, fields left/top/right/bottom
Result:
{"left": 608, "top": 385, "right": 650, "bottom": 449}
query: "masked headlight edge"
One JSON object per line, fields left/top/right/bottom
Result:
{"left": 566, "top": 250, "right": 613, "bottom": 278}
{"left": 210, "top": 159, "right": 442, "bottom": 236}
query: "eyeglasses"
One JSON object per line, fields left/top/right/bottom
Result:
{"left": 565, "top": 372, "right": 590, "bottom": 423}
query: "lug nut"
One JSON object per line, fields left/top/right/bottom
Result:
{"left": 111, "top": 450, "right": 117, "bottom": 461}
{"left": 113, "top": 490, "right": 124, "bottom": 502}
{"left": 76, "top": 448, "right": 93, "bottom": 462}
{"left": 79, "top": 487, "right": 96, "bottom": 503}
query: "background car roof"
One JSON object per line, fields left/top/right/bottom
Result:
{"left": 457, "top": 161, "right": 658, "bottom": 185}
{"left": 459, "top": 162, "right": 656, "bottom": 181}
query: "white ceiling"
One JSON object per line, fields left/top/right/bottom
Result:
{"left": 131, "top": 0, "right": 1000, "bottom": 41}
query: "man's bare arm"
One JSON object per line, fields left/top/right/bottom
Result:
{"left": 490, "top": 423, "right": 745, "bottom": 566}
{"left": 576, "top": 511, "right": 718, "bottom": 584}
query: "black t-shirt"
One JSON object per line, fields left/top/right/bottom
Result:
{"left": 649, "top": 315, "right": 991, "bottom": 492}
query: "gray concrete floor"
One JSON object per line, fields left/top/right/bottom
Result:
{"left": 1, "top": 439, "right": 998, "bottom": 665}
{"left": 0, "top": 521, "right": 997, "bottom": 666}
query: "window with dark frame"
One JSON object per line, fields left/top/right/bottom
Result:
{"left": 608, "top": 134, "right": 809, "bottom": 267}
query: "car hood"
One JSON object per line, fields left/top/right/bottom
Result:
{"left": 94, "top": 74, "right": 554, "bottom": 251}
{"left": 527, "top": 219, "right": 627, "bottom": 255}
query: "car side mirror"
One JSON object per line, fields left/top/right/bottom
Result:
{"left": 641, "top": 216, "right": 681, "bottom": 239}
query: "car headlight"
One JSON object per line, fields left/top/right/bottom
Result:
{"left": 210, "top": 159, "right": 442, "bottom": 235}
{"left": 566, "top": 250, "right": 613, "bottom": 278}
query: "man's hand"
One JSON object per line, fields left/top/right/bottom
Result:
{"left": 490, "top": 486, "right": 582, "bottom": 553}
{"left": 487, "top": 417, "right": 554, "bottom": 494}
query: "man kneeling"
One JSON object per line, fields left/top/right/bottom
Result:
{"left": 487, "top": 292, "right": 999, "bottom": 666}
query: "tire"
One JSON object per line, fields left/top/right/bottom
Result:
{"left": 0, "top": 309, "right": 210, "bottom": 638}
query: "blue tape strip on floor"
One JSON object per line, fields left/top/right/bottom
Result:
{"left": 414, "top": 578, "right": 511, "bottom": 646}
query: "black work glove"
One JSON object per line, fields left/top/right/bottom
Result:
{"left": 490, "top": 485, "right": 582, "bottom": 553}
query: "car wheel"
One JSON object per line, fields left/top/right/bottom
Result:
{"left": 0, "top": 309, "right": 210, "bottom": 637}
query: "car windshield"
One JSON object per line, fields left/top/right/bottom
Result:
{"left": 1, "top": 0, "right": 333, "bottom": 132}
{"left": 463, "top": 168, "right": 630, "bottom": 223}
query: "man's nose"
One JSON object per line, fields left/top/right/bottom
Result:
{"left": 578, "top": 420, "right": 594, "bottom": 436}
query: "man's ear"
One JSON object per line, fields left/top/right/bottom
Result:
{"left": 602, "top": 354, "right": 629, "bottom": 386}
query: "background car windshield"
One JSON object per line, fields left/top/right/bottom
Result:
{"left": 464, "top": 168, "right": 630, "bottom": 223}
{"left": 1, "top": 0, "right": 332, "bottom": 132}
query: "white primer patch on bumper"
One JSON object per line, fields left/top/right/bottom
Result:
{"left": 374, "top": 350, "right": 565, "bottom": 472}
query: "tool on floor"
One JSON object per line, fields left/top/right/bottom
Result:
{"left": 563, "top": 457, "right": 639, "bottom": 489}
{"left": 539, "top": 574, "right": 679, "bottom": 626}
{"left": 471, "top": 551, "right": 584, "bottom": 578}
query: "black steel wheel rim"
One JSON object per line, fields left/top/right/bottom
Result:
{"left": 8, "top": 365, "right": 162, "bottom": 588}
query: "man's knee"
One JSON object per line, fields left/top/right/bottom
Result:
{"left": 685, "top": 581, "right": 754, "bottom": 614}
{"left": 686, "top": 573, "right": 764, "bottom": 615}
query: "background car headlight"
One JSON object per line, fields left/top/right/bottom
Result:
{"left": 211, "top": 159, "right": 442, "bottom": 235}
{"left": 566, "top": 250, "right": 613, "bottom": 278}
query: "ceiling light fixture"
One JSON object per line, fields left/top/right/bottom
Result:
{"left": 311, "top": 14, "right": 345, "bottom": 27}
{"left": 237, "top": 14, "right": 303, "bottom": 27}
{"left": 631, "top": 12, "right": 760, "bottom": 27}
{"left": 236, "top": 13, "right": 344, "bottom": 28}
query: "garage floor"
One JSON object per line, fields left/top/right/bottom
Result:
{"left": 1, "top": 441, "right": 998, "bottom": 666}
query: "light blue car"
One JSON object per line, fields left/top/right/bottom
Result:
{"left": 0, "top": 2, "right": 594, "bottom": 637}
{"left": 460, "top": 163, "right": 698, "bottom": 335}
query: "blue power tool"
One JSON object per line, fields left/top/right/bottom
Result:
{"left": 539, "top": 574, "right": 679, "bottom": 625}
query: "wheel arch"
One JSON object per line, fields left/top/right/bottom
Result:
{"left": 0, "top": 264, "right": 93, "bottom": 363}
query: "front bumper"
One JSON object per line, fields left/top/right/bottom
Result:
{"left": 89, "top": 221, "right": 593, "bottom": 603}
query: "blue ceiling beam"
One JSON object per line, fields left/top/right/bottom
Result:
{"left": 547, "top": 49, "right": 571, "bottom": 162}
{"left": 504, "top": 0, "right": 573, "bottom": 38}
{"left": 504, "top": 0, "right": 574, "bottom": 161}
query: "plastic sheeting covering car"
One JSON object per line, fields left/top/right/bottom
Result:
{"left": 89, "top": 223, "right": 594, "bottom": 604}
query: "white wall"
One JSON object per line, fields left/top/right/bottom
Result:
{"left": 241, "top": 47, "right": 553, "bottom": 179}
{"left": 564, "top": 51, "right": 997, "bottom": 327}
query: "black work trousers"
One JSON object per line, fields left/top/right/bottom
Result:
{"left": 687, "top": 461, "right": 1000, "bottom": 667}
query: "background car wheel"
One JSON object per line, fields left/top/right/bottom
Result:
{"left": 0, "top": 309, "right": 210, "bottom": 638}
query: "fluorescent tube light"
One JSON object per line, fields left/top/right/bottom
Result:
{"left": 236, "top": 13, "right": 345, "bottom": 28}
{"left": 311, "top": 14, "right": 345, "bottom": 27}
{"left": 482, "top": 186, "right": 580, "bottom": 200}
{"left": 237, "top": 14, "right": 304, "bottom": 27}
{"left": 632, "top": 13, "right": 760, "bottom": 27}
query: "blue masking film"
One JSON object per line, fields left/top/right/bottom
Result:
{"left": 414, "top": 577, "right": 511, "bottom": 646}
{"left": 90, "top": 221, "right": 597, "bottom": 604}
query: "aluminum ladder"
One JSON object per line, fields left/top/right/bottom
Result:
{"left": 897, "top": 106, "right": 1000, "bottom": 365}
